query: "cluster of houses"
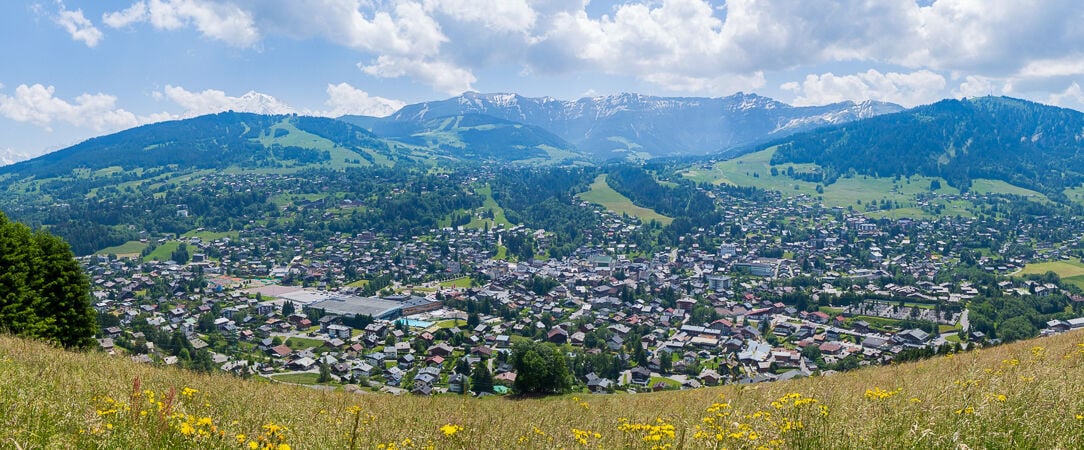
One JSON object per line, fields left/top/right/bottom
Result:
{"left": 81, "top": 179, "right": 1084, "bottom": 395}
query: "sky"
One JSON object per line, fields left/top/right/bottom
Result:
{"left": 2, "top": 0, "right": 1084, "bottom": 163}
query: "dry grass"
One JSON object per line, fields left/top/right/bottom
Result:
{"left": 2, "top": 331, "right": 1084, "bottom": 449}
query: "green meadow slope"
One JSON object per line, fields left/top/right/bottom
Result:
{"left": 3, "top": 331, "right": 1084, "bottom": 449}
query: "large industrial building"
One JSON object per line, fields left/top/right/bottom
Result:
{"left": 306, "top": 294, "right": 441, "bottom": 320}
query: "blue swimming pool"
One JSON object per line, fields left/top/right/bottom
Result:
{"left": 396, "top": 318, "right": 433, "bottom": 328}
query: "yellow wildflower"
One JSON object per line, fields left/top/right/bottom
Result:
{"left": 865, "top": 386, "right": 902, "bottom": 401}
{"left": 440, "top": 424, "right": 463, "bottom": 437}
{"left": 179, "top": 422, "right": 195, "bottom": 436}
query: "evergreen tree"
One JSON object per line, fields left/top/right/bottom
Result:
{"left": 171, "top": 243, "right": 190, "bottom": 265}
{"left": 471, "top": 358, "right": 494, "bottom": 394}
{"left": 659, "top": 351, "right": 673, "bottom": 374}
{"left": 455, "top": 357, "right": 471, "bottom": 376}
{"left": 318, "top": 363, "right": 332, "bottom": 383}
{"left": 0, "top": 213, "right": 97, "bottom": 349}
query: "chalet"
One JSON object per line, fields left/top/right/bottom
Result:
{"left": 584, "top": 372, "right": 613, "bottom": 393}
{"left": 746, "top": 307, "right": 773, "bottom": 322}
{"left": 630, "top": 367, "right": 652, "bottom": 386}
{"left": 818, "top": 342, "right": 844, "bottom": 356}
{"left": 893, "top": 329, "right": 930, "bottom": 346}
{"left": 676, "top": 297, "right": 697, "bottom": 311}
{"left": 366, "top": 352, "right": 389, "bottom": 366}
{"left": 547, "top": 327, "right": 569, "bottom": 344}
{"left": 97, "top": 338, "right": 115, "bottom": 353}
{"left": 427, "top": 343, "right": 454, "bottom": 357}
{"left": 861, "top": 336, "right": 889, "bottom": 350}
{"left": 495, "top": 371, "right": 517, "bottom": 384}
{"left": 448, "top": 373, "right": 467, "bottom": 394}
{"left": 288, "top": 357, "right": 316, "bottom": 370}
{"left": 362, "top": 323, "right": 388, "bottom": 340}
{"left": 351, "top": 362, "right": 375, "bottom": 378}
{"left": 698, "top": 368, "right": 722, "bottom": 386}
{"left": 1046, "top": 320, "right": 1070, "bottom": 333}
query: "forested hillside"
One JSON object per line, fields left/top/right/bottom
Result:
{"left": 767, "top": 96, "right": 1084, "bottom": 200}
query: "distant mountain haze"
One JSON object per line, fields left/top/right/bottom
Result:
{"left": 344, "top": 92, "right": 903, "bottom": 160}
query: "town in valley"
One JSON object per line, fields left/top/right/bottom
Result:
{"left": 79, "top": 166, "right": 1084, "bottom": 396}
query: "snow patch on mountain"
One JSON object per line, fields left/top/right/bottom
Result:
{"left": 0, "top": 148, "right": 31, "bottom": 167}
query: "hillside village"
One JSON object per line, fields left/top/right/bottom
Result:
{"left": 84, "top": 180, "right": 1084, "bottom": 396}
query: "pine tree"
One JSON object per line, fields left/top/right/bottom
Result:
{"left": 0, "top": 213, "right": 96, "bottom": 349}
{"left": 471, "top": 358, "right": 494, "bottom": 394}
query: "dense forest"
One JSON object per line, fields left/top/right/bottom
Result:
{"left": 605, "top": 165, "right": 722, "bottom": 245}
{"left": 491, "top": 167, "right": 600, "bottom": 258}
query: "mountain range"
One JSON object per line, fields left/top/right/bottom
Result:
{"left": 6, "top": 93, "right": 1084, "bottom": 203}
{"left": 0, "top": 91, "right": 901, "bottom": 174}
{"left": 342, "top": 92, "right": 903, "bottom": 160}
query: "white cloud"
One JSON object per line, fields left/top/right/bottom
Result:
{"left": 1017, "top": 56, "right": 1084, "bottom": 79}
{"left": 0, "top": 84, "right": 139, "bottom": 131}
{"left": 157, "top": 84, "right": 405, "bottom": 119}
{"left": 318, "top": 83, "right": 404, "bottom": 117}
{"left": 156, "top": 85, "right": 296, "bottom": 117}
{"left": 360, "top": 56, "right": 476, "bottom": 95}
{"left": 1047, "top": 83, "right": 1084, "bottom": 111}
{"left": 90, "top": 0, "right": 1084, "bottom": 101}
{"left": 953, "top": 75, "right": 1003, "bottom": 98}
{"left": 56, "top": 3, "right": 103, "bottom": 47}
{"left": 103, "top": 0, "right": 259, "bottom": 47}
{"left": 782, "top": 69, "right": 947, "bottom": 107}
{"left": 102, "top": 1, "right": 149, "bottom": 28}
{"left": 642, "top": 72, "right": 766, "bottom": 95}
{"left": 906, "top": 1, "right": 1084, "bottom": 75}
{"left": 423, "top": 0, "right": 536, "bottom": 34}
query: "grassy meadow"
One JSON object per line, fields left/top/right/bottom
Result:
{"left": 466, "top": 184, "right": 513, "bottom": 230}
{"left": 681, "top": 148, "right": 1058, "bottom": 218}
{"left": 578, "top": 174, "right": 673, "bottom": 225}
{"left": 96, "top": 240, "right": 149, "bottom": 258}
{"left": 3, "top": 331, "right": 1084, "bottom": 449}
{"left": 1018, "top": 258, "right": 1084, "bottom": 290}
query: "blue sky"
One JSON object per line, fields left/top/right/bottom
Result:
{"left": 2, "top": 0, "right": 1084, "bottom": 163}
